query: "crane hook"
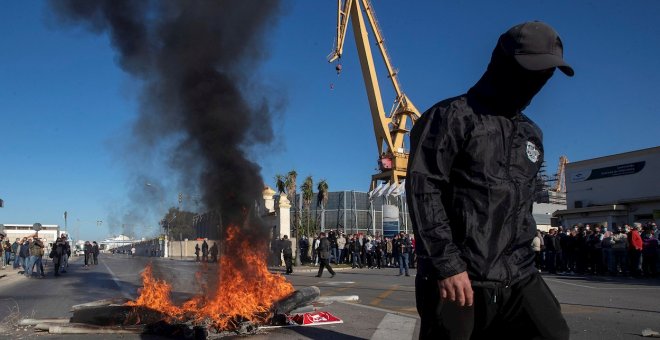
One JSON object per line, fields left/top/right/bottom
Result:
{"left": 335, "top": 63, "right": 342, "bottom": 76}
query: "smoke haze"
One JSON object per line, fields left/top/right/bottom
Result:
{"left": 50, "top": 0, "right": 283, "bottom": 239}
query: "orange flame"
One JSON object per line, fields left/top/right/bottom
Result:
{"left": 125, "top": 264, "right": 183, "bottom": 318}
{"left": 127, "top": 225, "right": 294, "bottom": 330}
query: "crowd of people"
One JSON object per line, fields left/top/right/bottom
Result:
{"left": 268, "top": 222, "right": 660, "bottom": 281}
{"left": 533, "top": 222, "right": 659, "bottom": 277}
{"left": 273, "top": 229, "right": 417, "bottom": 276}
{"left": 0, "top": 232, "right": 101, "bottom": 278}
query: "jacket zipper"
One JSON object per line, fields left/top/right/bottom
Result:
{"left": 502, "top": 115, "right": 521, "bottom": 287}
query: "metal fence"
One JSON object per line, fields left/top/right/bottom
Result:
{"left": 286, "top": 191, "right": 411, "bottom": 236}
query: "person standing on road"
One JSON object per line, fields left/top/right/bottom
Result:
{"left": 281, "top": 235, "right": 293, "bottom": 275}
{"left": 50, "top": 236, "right": 67, "bottom": 277}
{"left": 312, "top": 234, "right": 320, "bottom": 266}
{"left": 349, "top": 235, "right": 362, "bottom": 269}
{"left": 315, "top": 232, "right": 335, "bottom": 278}
{"left": 92, "top": 241, "right": 100, "bottom": 265}
{"left": 210, "top": 242, "right": 218, "bottom": 263}
{"left": 11, "top": 238, "right": 20, "bottom": 269}
{"left": 60, "top": 234, "right": 70, "bottom": 272}
{"left": 0, "top": 233, "right": 5, "bottom": 269}
{"left": 202, "top": 240, "right": 209, "bottom": 262}
{"left": 299, "top": 236, "right": 309, "bottom": 265}
{"left": 18, "top": 238, "right": 29, "bottom": 273}
{"left": 628, "top": 224, "right": 643, "bottom": 277}
{"left": 337, "top": 233, "right": 347, "bottom": 264}
{"left": 84, "top": 241, "right": 93, "bottom": 268}
{"left": 1, "top": 234, "right": 10, "bottom": 269}
{"left": 406, "top": 21, "right": 572, "bottom": 339}
{"left": 394, "top": 231, "right": 411, "bottom": 276}
{"left": 194, "top": 243, "right": 200, "bottom": 262}
{"left": 27, "top": 235, "right": 45, "bottom": 278}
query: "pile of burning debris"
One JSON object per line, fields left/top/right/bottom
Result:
{"left": 20, "top": 227, "right": 345, "bottom": 338}
{"left": 19, "top": 286, "right": 341, "bottom": 338}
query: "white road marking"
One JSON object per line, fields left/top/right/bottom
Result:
{"left": 321, "top": 281, "right": 355, "bottom": 285}
{"left": 102, "top": 261, "right": 134, "bottom": 299}
{"left": 545, "top": 278, "right": 660, "bottom": 290}
{"left": 336, "top": 301, "right": 420, "bottom": 320}
{"left": 370, "top": 313, "right": 417, "bottom": 340}
{"left": 318, "top": 295, "right": 360, "bottom": 302}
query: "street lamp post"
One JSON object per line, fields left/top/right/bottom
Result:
{"left": 146, "top": 183, "right": 169, "bottom": 258}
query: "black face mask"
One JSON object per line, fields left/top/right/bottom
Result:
{"left": 469, "top": 45, "right": 555, "bottom": 116}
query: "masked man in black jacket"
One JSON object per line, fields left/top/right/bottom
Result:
{"left": 406, "top": 21, "right": 572, "bottom": 339}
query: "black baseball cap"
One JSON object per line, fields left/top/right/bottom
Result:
{"left": 499, "top": 21, "right": 574, "bottom": 77}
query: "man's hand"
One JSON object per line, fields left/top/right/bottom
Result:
{"left": 438, "top": 271, "right": 473, "bottom": 307}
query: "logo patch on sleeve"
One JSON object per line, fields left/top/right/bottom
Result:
{"left": 526, "top": 141, "right": 540, "bottom": 163}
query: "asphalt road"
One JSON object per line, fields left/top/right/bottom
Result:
{"left": 1, "top": 254, "right": 659, "bottom": 339}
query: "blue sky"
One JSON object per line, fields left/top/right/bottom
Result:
{"left": 2, "top": 1, "right": 659, "bottom": 242}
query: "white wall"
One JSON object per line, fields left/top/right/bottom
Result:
{"left": 566, "top": 147, "right": 660, "bottom": 208}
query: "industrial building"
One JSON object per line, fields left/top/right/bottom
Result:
{"left": 553, "top": 146, "right": 660, "bottom": 229}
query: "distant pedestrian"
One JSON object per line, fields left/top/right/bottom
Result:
{"left": 394, "top": 232, "right": 410, "bottom": 276}
{"left": 299, "top": 236, "right": 309, "bottom": 265}
{"left": 92, "top": 241, "right": 100, "bottom": 265}
{"left": 210, "top": 242, "right": 218, "bottom": 263}
{"left": 27, "top": 235, "right": 45, "bottom": 278}
{"left": 50, "top": 236, "right": 67, "bottom": 276}
{"left": 281, "top": 235, "right": 293, "bottom": 275}
{"left": 18, "top": 238, "right": 29, "bottom": 272}
{"left": 11, "top": 238, "right": 21, "bottom": 269}
{"left": 1, "top": 235, "right": 11, "bottom": 269}
{"left": 194, "top": 243, "right": 200, "bottom": 262}
{"left": 131, "top": 246, "right": 136, "bottom": 257}
{"left": 84, "top": 241, "right": 93, "bottom": 268}
{"left": 312, "top": 235, "right": 320, "bottom": 266}
{"left": 60, "top": 234, "right": 70, "bottom": 272}
{"left": 202, "top": 240, "right": 209, "bottom": 262}
{"left": 315, "top": 232, "right": 335, "bottom": 278}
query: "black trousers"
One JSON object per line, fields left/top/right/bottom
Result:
{"left": 284, "top": 254, "right": 293, "bottom": 274}
{"left": 415, "top": 273, "right": 569, "bottom": 340}
{"left": 317, "top": 258, "right": 335, "bottom": 277}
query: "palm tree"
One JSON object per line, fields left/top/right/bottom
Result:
{"left": 274, "top": 174, "right": 286, "bottom": 194}
{"left": 301, "top": 176, "right": 314, "bottom": 236}
{"left": 317, "top": 180, "right": 329, "bottom": 231}
{"left": 317, "top": 180, "right": 329, "bottom": 207}
{"left": 285, "top": 170, "right": 298, "bottom": 198}
{"left": 285, "top": 170, "right": 299, "bottom": 236}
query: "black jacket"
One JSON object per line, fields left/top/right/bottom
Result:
{"left": 394, "top": 237, "right": 411, "bottom": 254}
{"left": 406, "top": 45, "right": 551, "bottom": 286}
{"left": 318, "top": 237, "right": 331, "bottom": 260}
{"left": 281, "top": 239, "right": 293, "bottom": 256}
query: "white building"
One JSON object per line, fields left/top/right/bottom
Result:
{"left": 0, "top": 223, "right": 64, "bottom": 246}
{"left": 553, "top": 146, "right": 660, "bottom": 229}
{"left": 100, "top": 234, "right": 137, "bottom": 250}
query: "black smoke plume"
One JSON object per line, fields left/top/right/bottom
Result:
{"left": 50, "top": 1, "right": 282, "bottom": 240}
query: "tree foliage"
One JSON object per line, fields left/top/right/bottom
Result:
{"left": 160, "top": 207, "right": 197, "bottom": 241}
{"left": 285, "top": 170, "right": 298, "bottom": 197}
{"left": 274, "top": 174, "right": 286, "bottom": 194}
{"left": 317, "top": 179, "right": 329, "bottom": 208}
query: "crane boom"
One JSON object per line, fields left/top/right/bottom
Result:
{"left": 328, "top": 0, "right": 420, "bottom": 190}
{"left": 554, "top": 155, "right": 569, "bottom": 193}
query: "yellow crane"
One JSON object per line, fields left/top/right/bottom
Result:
{"left": 554, "top": 155, "right": 569, "bottom": 193}
{"left": 328, "top": 0, "right": 420, "bottom": 190}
